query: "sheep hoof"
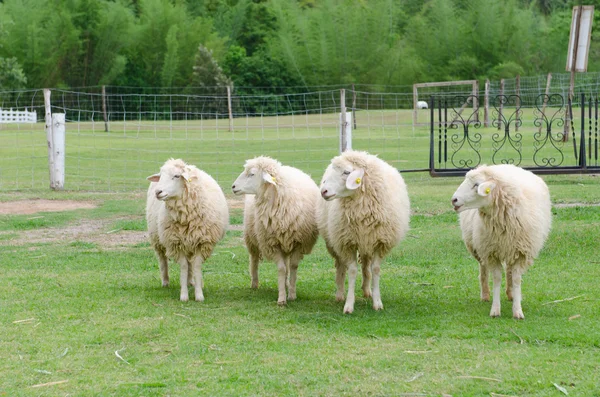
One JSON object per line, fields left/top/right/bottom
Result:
{"left": 162, "top": 281, "right": 169, "bottom": 287}
{"left": 180, "top": 294, "right": 189, "bottom": 302}
{"left": 480, "top": 294, "right": 490, "bottom": 301}
{"left": 277, "top": 299, "right": 287, "bottom": 306}
{"left": 343, "top": 305, "right": 354, "bottom": 314}
{"left": 489, "top": 306, "right": 501, "bottom": 317}
{"left": 513, "top": 310, "right": 524, "bottom": 320}
{"left": 195, "top": 295, "right": 205, "bottom": 302}
{"left": 287, "top": 292, "right": 297, "bottom": 301}
{"left": 363, "top": 289, "right": 372, "bottom": 298}
{"left": 251, "top": 282, "right": 259, "bottom": 289}
{"left": 373, "top": 301, "right": 384, "bottom": 311}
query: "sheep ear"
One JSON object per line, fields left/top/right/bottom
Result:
{"left": 262, "top": 171, "right": 276, "bottom": 185}
{"left": 346, "top": 169, "right": 365, "bottom": 190}
{"left": 181, "top": 171, "right": 190, "bottom": 182}
{"left": 147, "top": 173, "right": 160, "bottom": 182}
{"left": 477, "top": 181, "right": 496, "bottom": 197}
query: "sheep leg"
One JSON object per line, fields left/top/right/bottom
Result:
{"left": 177, "top": 255, "right": 190, "bottom": 302}
{"left": 188, "top": 265, "right": 195, "bottom": 287}
{"left": 334, "top": 258, "right": 346, "bottom": 302}
{"left": 275, "top": 253, "right": 287, "bottom": 306}
{"left": 192, "top": 256, "right": 205, "bottom": 302}
{"left": 287, "top": 253, "right": 301, "bottom": 301}
{"left": 371, "top": 255, "right": 383, "bottom": 311}
{"left": 479, "top": 263, "right": 490, "bottom": 301}
{"left": 155, "top": 245, "right": 169, "bottom": 287}
{"left": 511, "top": 264, "right": 525, "bottom": 320}
{"left": 249, "top": 252, "right": 260, "bottom": 289}
{"left": 505, "top": 266, "right": 513, "bottom": 301}
{"left": 361, "top": 255, "right": 372, "bottom": 298}
{"left": 490, "top": 265, "right": 502, "bottom": 317}
{"left": 343, "top": 254, "right": 359, "bottom": 314}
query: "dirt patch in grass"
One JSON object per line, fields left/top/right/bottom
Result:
{"left": 1, "top": 217, "right": 148, "bottom": 248}
{"left": 0, "top": 199, "right": 97, "bottom": 215}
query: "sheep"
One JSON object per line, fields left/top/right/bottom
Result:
{"left": 417, "top": 100, "right": 428, "bottom": 109}
{"left": 146, "top": 158, "right": 229, "bottom": 302}
{"left": 451, "top": 164, "right": 552, "bottom": 319}
{"left": 317, "top": 151, "right": 411, "bottom": 314}
{"left": 231, "top": 156, "right": 320, "bottom": 305}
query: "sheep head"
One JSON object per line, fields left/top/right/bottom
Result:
{"left": 320, "top": 155, "right": 365, "bottom": 201}
{"left": 147, "top": 158, "right": 196, "bottom": 201}
{"left": 232, "top": 156, "right": 280, "bottom": 195}
{"left": 451, "top": 166, "right": 497, "bottom": 212}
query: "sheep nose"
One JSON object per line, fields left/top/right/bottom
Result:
{"left": 232, "top": 184, "right": 236, "bottom": 190}
{"left": 451, "top": 197, "right": 458, "bottom": 205}
{"left": 321, "top": 189, "right": 328, "bottom": 197}
{"left": 155, "top": 190, "right": 163, "bottom": 198}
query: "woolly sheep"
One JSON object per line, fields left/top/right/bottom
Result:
{"left": 451, "top": 164, "right": 552, "bottom": 319}
{"left": 146, "top": 159, "right": 229, "bottom": 302}
{"left": 317, "top": 151, "right": 410, "bottom": 314}
{"left": 232, "top": 156, "right": 320, "bottom": 305}
{"left": 417, "top": 100, "right": 428, "bottom": 109}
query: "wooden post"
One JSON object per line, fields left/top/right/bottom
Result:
{"left": 44, "top": 89, "right": 55, "bottom": 189}
{"left": 227, "top": 85, "right": 233, "bottom": 132}
{"left": 566, "top": 4, "right": 584, "bottom": 141}
{"left": 52, "top": 113, "right": 66, "bottom": 190}
{"left": 515, "top": 74, "right": 521, "bottom": 132}
{"left": 539, "top": 72, "right": 553, "bottom": 134}
{"left": 352, "top": 83, "right": 357, "bottom": 130}
{"left": 340, "top": 89, "right": 347, "bottom": 153}
{"left": 412, "top": 84, "right": 418, "bottom": 127}
{"left": 498, "top": 79, "right": 505, "bottom": 130}
{"left": 484, "top": 79, "right": 490, "bottom": 127}
{"left": 473, "top": 80, "right": 479, "bottom": 122}
{"left": 102, "top": 85, "right": 109, "bottom": 132}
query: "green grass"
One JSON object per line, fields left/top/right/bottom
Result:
{"left": 1, "top": 110, "right": 599, "bottom": 395}
{"left": 1, "top": 180, "right": 600, "bottom": 396}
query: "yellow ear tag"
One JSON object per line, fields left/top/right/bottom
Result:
{"left": 485, "top": 187, "right": 490, "bottom": 194}
{"left": 355, "top": 177, "right": 361, "bottom": 184}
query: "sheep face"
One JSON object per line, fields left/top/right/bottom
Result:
{"left": 232, "top": 166, "right": 276, "bottom": 195}
{"left": 147, "top": 161, "right": 194, "bottom": 201}
{"left": 320, "top": 163, "right": 364, "bottom": 201}
{"left": 451, "top": 172, "right": 496, "bottom": 212}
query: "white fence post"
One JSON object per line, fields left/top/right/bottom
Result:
{"left": 339, "top": 111, "right": 352, "bottom": 153}
{"left": 52, "top": 113, "right": 66, "bottom": 190}
{"left": 44, "top": 89, "right": 55, "bottom": 189}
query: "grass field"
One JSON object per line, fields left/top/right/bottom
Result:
{"left": 1, "top": 109, "right": 599, "bottom": 396}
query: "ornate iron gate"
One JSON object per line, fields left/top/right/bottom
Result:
{"left": 429, "top": 93, "right": 600, "bottom": 176}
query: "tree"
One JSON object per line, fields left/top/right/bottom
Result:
{"left": 0, "top": 57, "right": 27, "bottom": 90}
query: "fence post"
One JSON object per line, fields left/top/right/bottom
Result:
{"left": 539, "top": 73, "right": 552, "bottom": 134}
{"left": 227, "top": 85, "right": 233, "bottom": 132}
{"left": 102, "top": 85, "right": 109, "bottom": 132}
{"left": 473, "top": 80, "right": 479, "bottom": 122}
{"left": 498, "top": 79, "right": 505, "bottom": 130}
{"left": 340, "top": 89, "right": 348, "bottom": 153}
{"left": 44, "top": 89, "right": 55, "bottom": 189}
{"left": 484, "top": 79, "right": 490, "bottom": 127}
{"left": 515, "top": 74, "right": 521, "bottom": 132}
{"left": 52, "top": 113, "right": 66, "bottom": 190}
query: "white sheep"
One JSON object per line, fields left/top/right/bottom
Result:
{"left": 417, "top": 100, "right": 428, "bottom": 109}
{"left": 232, "top": 156, "right": 320, "bottom": 305}
{"left": 318, "top": 151, "right": 410, "bottom": 314}
{"left": 146, "top": 158, "right": 229, "bottom": 302}
{"left": 451, "top": 164, "right": 552, "bottom": 319}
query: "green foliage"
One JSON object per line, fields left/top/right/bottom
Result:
{"left": 0, "top": 0, "right": 594, "bottom": 89}
{"left": 0, "top": 57, "right": 27, "bottom": 89}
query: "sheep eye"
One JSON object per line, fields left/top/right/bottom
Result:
{"left": 173, "top": 174, "right": 181, "bottom": 179}
{"left": 249, "top": 173, "right": 255, "bottom": 177}
{"left": 473, "top": 183, "right": 479, "bottom": 189}
{"left": 343, "top": 171, "right": 350, "bottom": 176}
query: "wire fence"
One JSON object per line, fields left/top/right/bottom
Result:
{"left": 1, "top": 71, "right": 599, "bottom": 192}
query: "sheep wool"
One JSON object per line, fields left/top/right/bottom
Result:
{"left": 451, "top": 164, "right": 552, "bottom": 319}
{"left": 232, "top": 156, "right": 320, "bottom": 305}
{"left": 146, "top": 158, "right": 229, "bottom": 302}
{"left": 318, "top": 150, "right": 410, "bottom": 314}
